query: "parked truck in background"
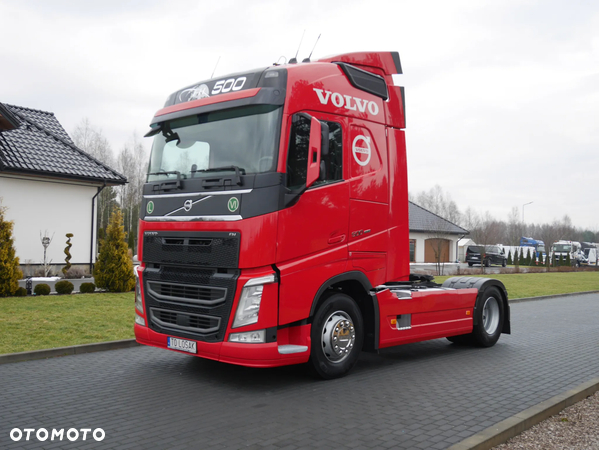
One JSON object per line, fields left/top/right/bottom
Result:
{"left": 133, "top": 51, "right": 510, "bottom": 378}
{"left": 551, "top": 240, "right": 585, "bottom": 266}
{"left": 519, "top": 237, "right": 545, "bottom": 259}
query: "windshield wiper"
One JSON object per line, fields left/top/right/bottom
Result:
{"left": 191, "top": 166, "right": 246, "bottom": 175}
{"left": 148, "top": 170, "right": 181, "bottom": 177}
{"left": 192, "top": 166, "right": 245, "bottom": 187}
{"left": 148, "top": 170, "right": 183, "bottom": 191}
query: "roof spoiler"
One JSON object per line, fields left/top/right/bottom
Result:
{"left": 318, "top": 51, "right": 402, "bottom": 75}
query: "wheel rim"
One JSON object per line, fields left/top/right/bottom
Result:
{"left": 482, "top": 296, "right": 500, "bottom": 334}
{"left": 321, "top": 311, "right": 355, "bottom": 363}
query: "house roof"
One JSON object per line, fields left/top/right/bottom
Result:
{"left": 409, "top": 201, "right": 469, "bottom": 235}
{"left": 0, "top": 103, "right": 126, "bottom": 185}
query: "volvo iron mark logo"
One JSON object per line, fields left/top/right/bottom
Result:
{"left": 183, "top": 199, "right": 193, "bottom": 212}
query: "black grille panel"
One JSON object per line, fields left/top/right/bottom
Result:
{"left": 147, "top": 281, "right": 226, "bottom": 306}
{"left": 143, "top": 265, "right": 238, "bottom": 342}
{"left": 150, "top": 308, "right": 220, "bottom": 334}
{"left": 143, "top": 231, "right": 240, "bottom": 268}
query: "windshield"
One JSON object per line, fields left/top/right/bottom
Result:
{"left": 148, "top": 105, "right": 282, "bottom": 181}
{"left": 553, "top": 244, "right": 571, "bottom": 252}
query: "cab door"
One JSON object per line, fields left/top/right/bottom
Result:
{"left": 276, "top": 113, "right": 349, "bottom": 325}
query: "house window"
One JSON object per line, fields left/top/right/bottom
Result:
{"left": 409, "top": 239, "right": 416, "bottom": 262}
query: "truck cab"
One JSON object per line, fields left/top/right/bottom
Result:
{"left": 134, "top": 51, "right": 510, "bottom": 378}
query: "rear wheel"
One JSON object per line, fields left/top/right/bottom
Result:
{"left": 472, "top": 287, "right": 504, "bottom": 347}
{"left": 448, "top": 287, "right": 505, "bottom": 347}
{"left": 309, "top": 293, "right": 363, "bottom": 379}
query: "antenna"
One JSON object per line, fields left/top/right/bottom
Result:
{"left": 211, "top": 56, "right": 221, "bottom": 78}
{"left": 289, "top": 29, "right": 305, "bottom": 64}
{"left": 303, "top": 34, "right": 321, "bottom": 63}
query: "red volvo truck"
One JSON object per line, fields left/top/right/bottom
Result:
{"left": 134, "top": 51, "right": 510, "bottom": 379}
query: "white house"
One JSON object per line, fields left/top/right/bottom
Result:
{"left": 408, "top": 202, "right": 469, "bottom": 263}
{"left": 0, "top": 102, "right": 126, "bottom": 274}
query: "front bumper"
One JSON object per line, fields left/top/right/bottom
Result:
{"left": 135, "top": 323, "right": 311, "bottom": 368}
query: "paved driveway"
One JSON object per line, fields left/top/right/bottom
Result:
{"left": 1, "top": 294, "right": 598, "bottom": 450}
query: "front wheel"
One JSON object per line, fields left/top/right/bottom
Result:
{"left": 309, "top": 293, "right": 364, "bottom": 379}
{"left": 502, "top": 259, "right": 507, "bottom": 267}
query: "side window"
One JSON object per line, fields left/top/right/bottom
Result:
{"left": 286, "top": 115, "right": 310, "bottom": 190}
{"left": 314, "top": 121, "right": 343, "bottom": 187}
{"left": 286, "top": 116, "right": 343, "bottom": 190}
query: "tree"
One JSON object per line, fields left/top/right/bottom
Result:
{"left": 513, "top": 248, "right": 519, "bottom": 266}
{"left": 72, "top": 119, "right": 119, "bottom": 234}
{"left": 507, "top": 250, "right": 512, "bottom": 265}
{"left": 519, "top": 248, "right": 526, "bottom": 265}
{"left": 0, "top": 201, "right": 23, "bottom": 297}
{"left": 93, "top": 207, "right": 135, "bottom": 292}
{"left": 414, "top": 185, "right": 462, "bottom": 226}
{"left": 506, "top": 206, "right": 523, "bottom": 246}
{"left": 524, "top": 248, "right": 531, "bottom": 265}
{"left": 117, "top": 133, "right": 149, "bottom": 249}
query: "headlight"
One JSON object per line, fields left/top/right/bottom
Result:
{"left": 134, "top": 269, "right": 144, "bottom": 314}
{"left": 232, "top": 274, "right": 276, "bottom": 328}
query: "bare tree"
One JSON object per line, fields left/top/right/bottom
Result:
{"left": 506, "top": 206, "right": 523, "bottom": 246}
{"left": 71, "top": 119, "right": 118, "bottom": 231}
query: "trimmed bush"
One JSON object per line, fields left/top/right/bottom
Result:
{"left": 507, "top": 250, "right": 512, "bottom": 265}
{"left": 80, "top": 282, "right": 96, "bottom": 294}
{"left": 93, "top": 207, "right": 135, "bottom": 292}
{"left": 34, "top": 284, "right": 51, "bottom": 296}
{"left": 62, "top": 233, "right": 74, "bottom": 276}
{"left": 513, "top": 248, "right": 519, "bottom": 266}
{"left": 55, "top": 280, "right": 74, "bottom": 295}
{"left": 14, "top": 287, "right": 28, "bottom": 297}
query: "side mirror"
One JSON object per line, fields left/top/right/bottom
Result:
{"left": 306, "top": 116, "right": 322, "bottom": 188}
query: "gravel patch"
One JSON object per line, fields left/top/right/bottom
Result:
{"left": 493, "top": 391, "right": 599, "bottom": 450}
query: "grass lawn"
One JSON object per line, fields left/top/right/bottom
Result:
{"left": 1, "top": 272, "right": 598, "bottom": 355}
{"left": 0, "top": 292, "right": 134, "bottom": 355}
{"left": 434, "top": 271, "right": 599, "bottom": 299}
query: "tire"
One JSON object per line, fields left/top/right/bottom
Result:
{"left": 484, "top": 259, "right": 490, "bottom": 267}
{"left": 309, "top": 293, "right": 364, "bottom": 379}
{"left": 502, "top": 259, "right": 507, "bottom": 267}
{"left": 471, "top": 287, "right": 504, "bottom": 347}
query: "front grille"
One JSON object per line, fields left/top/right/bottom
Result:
{"left": 143, "top": 231, "right": 240, "bottom": 268}
{"left": 150, "top": 308, "right": 220, "bottom": 334}
{"left": 147, "top": 281, "right": 226, "bottom": 306}
{"left": 143, "top": 265, "right": 238, "bottom": 342}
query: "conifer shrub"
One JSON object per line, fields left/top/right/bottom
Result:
{"left": 507, "top": 250, "right": 512, "bottom": 265}
{"left": 519, "top": 248, "right": 526, "bottom": 265}
{"left": 94, "top": 208, "right": 135, "bottom": 292}
{"left": 565, "top": 253, "right": 571, "bottom": 267}
{"left": 524, "top": 248, "right": 531, "bottom": 265}
{"left": 14, "top": 287, "right": 27, "bottom": 297}
{"left": 34, "top": 284, "right": 51, "bottom": 296}
{"left": 80, "top": 282, "right": 96, "bottom": 294}
{"left": 0, "top": 203, "right": 23, "bottom": 297}
{"left": 55, "top": 280, "right": 74, "bottom": 295}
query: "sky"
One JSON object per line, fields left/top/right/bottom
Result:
{"left": 1, "top": 0, "right": 598, "bottom": 229}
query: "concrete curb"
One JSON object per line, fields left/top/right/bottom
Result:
{"left": 0, "top": 339, "right": 139, "bottom": 365}
{"left": 509, "top": 290, "right": 599, "bottom": 303}
{"left": 448, "top": 377, "right": 599, "bottom": 450}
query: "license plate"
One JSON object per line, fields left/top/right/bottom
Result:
{"left": 167, "top": 337, "right": 197, "bottom": 354}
